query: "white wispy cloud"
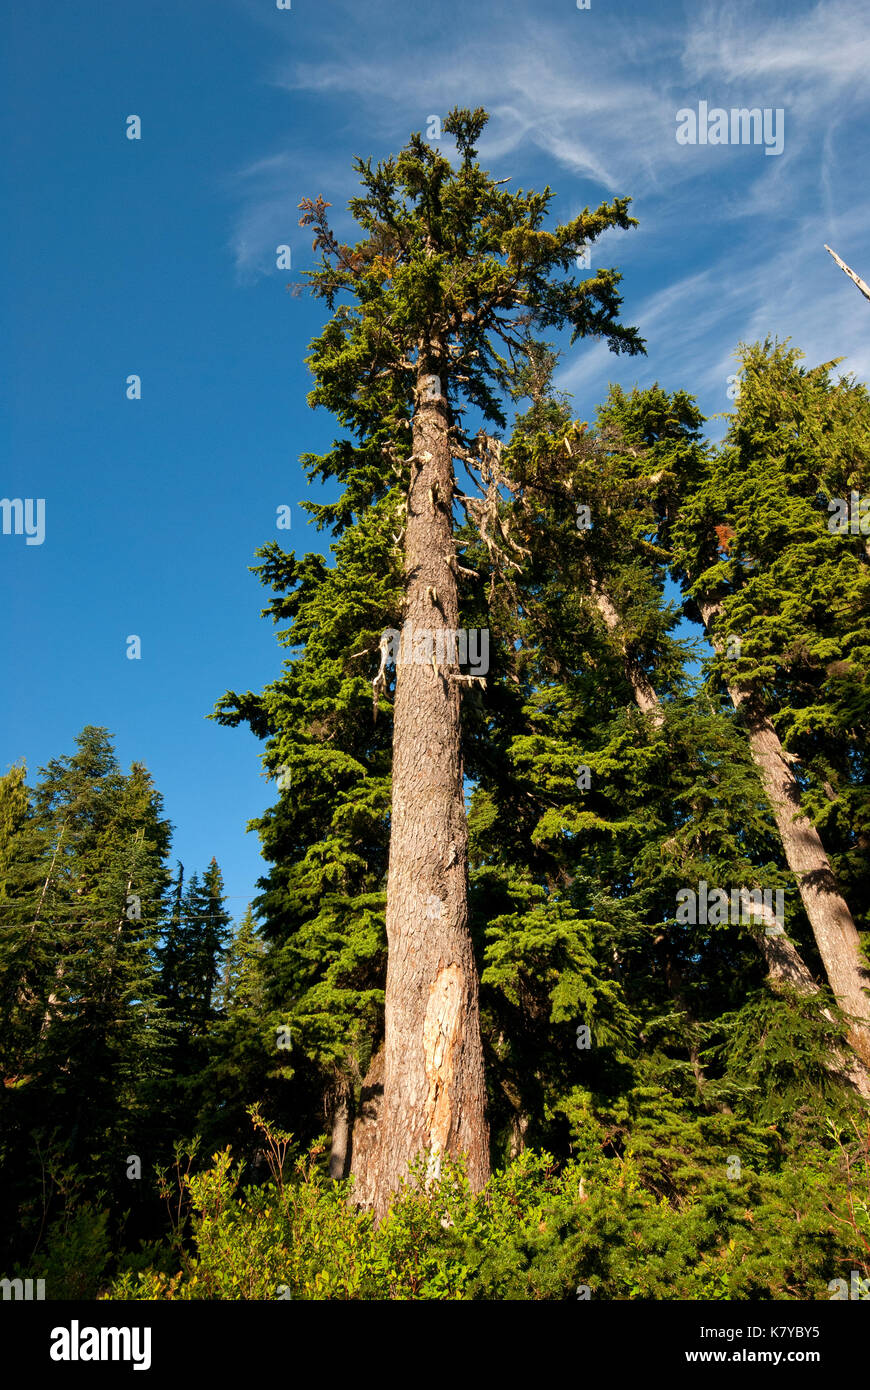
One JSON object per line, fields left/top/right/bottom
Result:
{"left": 224, "top": 0, "right": 870, "bottom": 402}
{"left": 557, "top": 206, "right": 870, "bottom": 424}
{"left": 682, "top": 0, "right": 870, "bottom": 88}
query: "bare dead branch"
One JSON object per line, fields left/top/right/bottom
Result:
{"left": 825, "top": 244, "right": 870, "bottom": 304}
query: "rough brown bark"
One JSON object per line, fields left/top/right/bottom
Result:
{"left": 699, "top": 595, "right": 870, "bottom": 1089}
{"left": 349, "top": 360, "right": 489, "bottom": 1219}
{"left": 508, "top": 1111, "right": 529, "bottom": 1159}
{"left": 328, "top": 1079, "right": 353, "bottom": 1180}
{"left": 348, "top": 1046, "right": 384, "bottom": 1187}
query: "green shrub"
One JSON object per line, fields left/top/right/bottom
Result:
{"left": 105, "top": 1113, "right": 869, "bottom": 1301}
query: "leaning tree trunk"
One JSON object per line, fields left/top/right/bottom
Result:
{"left": 699, "top": 595, "right": 870, "bottom": 1083}
{"left": 755, "top": 920, "right": 870, "bottom": 1096}
{"left": 594, "top": 580, "right": 870, "bottom": 1096}
{"left": 349, "top": 355, "right": 489, "bottom": 1219}
{"left": 591, "top": 581, "right": 664, "bottom": 727}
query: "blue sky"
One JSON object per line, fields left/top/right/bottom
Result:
{"left": 3, "top": 0, "right": 869, "bottom": 924}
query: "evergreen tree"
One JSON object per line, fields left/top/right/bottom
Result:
{"left": 155, "top": 856, "right": 233, "bottom": 1152}
{"left": 214, "top": 502, "right": 401, "bottom": 1175}
{"left": 216, "top": 904, "right": 265, "bottom": 1014}
{"left": 0, "top": 762, "right": 29, "bottom": 903}
{"left": 464, "top": 367, "right": 865, "bottom": 1165}
{"left": 280, "top": 104, "right": 644, "bottom": 1215}
{"left": 196, "top": 904, "right": 271, "bottom": 1158}
{"left": 0, "top": 728, "right": 172, "bottom": 1268}
{"left": 177, "top": 860, "right": 231, "bottom": 1029}
{"left": 664, "top": 341, "right": 870, "bottom": 1085}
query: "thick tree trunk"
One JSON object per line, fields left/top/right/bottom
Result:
{"left": 349, "top": 360, "right": 489, "bottom": 1218}
{"left": 756, "top": 920, "right": 818, "bottom": 991}
{"left": 699, "top": 595, "right": 870, "bottom": 1086}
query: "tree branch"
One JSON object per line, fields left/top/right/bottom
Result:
{"left": 824, "top": 244, "right": 870, "bottom": 304}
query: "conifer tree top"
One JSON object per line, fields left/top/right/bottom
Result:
{"left": 297, "top": 106, "right": 645, "bottom": 532}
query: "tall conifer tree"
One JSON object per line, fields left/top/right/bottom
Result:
{"left": 0, "top": 729, "right": 172, "bottom": 1265}
{"left": 665, "top": 342, "right": 870, "bottom": 1083}
{"left": 241, "top": 107, "right": 644, "bottom": 1214}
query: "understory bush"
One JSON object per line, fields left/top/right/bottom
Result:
{"left": 105, "top": 1109, "right": 870, "bottom": 1301}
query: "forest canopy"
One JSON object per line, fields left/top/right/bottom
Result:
{"left": 2, "top": 110, "right": 869, "bottom": 1303}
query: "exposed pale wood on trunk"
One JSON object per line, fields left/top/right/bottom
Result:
{"left": 824, "top": 244, "right": 870, "bottom": 305}
{"left": 756, "top": 923, "right": 817, "bottom": 991}
{"left": 39, "top": 962, "right": 64, "bottom": 1042}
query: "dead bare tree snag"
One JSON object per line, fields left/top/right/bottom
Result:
{"left": 824, "top": 244, "right": 870, "bottom": 304}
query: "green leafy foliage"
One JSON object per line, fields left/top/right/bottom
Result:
{"left": 106, "top": 1114, "right": 870, "bottom": 1300}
